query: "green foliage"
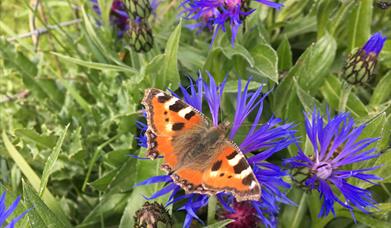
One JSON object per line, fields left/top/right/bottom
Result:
{"left": 0, "top": 0, "right": 390, "bottom": 227}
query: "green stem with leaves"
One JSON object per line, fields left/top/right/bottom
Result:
{"left": 291, "top": 193, "right": 307, "bottom": 228}
{"left": 208, "top": 195, "right": 218, "bottom": 225}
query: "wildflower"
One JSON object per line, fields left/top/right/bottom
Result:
{"left": 90, "top": 0, "right": 154, "bottom": 52}
{"left": 135, "top": 73, "right": 295, "bottom": 227}
{"left": 285, "top": 109, "right": 382, "bottom": 219}
{"left": 180, "top": 0, "right": 282, "bottom": 45}
{"left": 219, "top": 201, "right": 260, "bottom": 228}
{"left": 343, "top": 32, "right": 387, "bottom": 84}
{"left": 0, "top": 192, "right": 29, "bottom": 228}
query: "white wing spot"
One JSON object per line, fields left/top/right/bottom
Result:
{"left": 164, "top": 98, "right": 178, "bottom": 109}
{"left": 178, "top": 107, "right": 193, "bottom": 118}
{"left": 228, "top": 154, "right": 242, "bottom": 166}
{"left": 165, "top": 123, "right": 173, "bottom": 131}
{"left": 210, "top": 171, "right": 218, "bottom": 177}
{"left": 250, "top": 181, "right": 257, "bottom": 190}
{"left": 235, "top": 167, "right": 252, "bottom": 179}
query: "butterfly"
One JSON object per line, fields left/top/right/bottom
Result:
{"left": 142, "top": 88, "right": 261, "bottom": 202}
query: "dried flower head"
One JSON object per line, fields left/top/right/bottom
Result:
{"left": 134, "top": 202, "right": 173, "bottom": 228}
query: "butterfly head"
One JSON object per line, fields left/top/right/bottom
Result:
{"left": 217, "top": 121, "right": 231, "bottom": 132}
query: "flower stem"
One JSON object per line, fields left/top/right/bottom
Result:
{"left": 208, "top": 195, "right": 217, "bottom": 225}
{"left": 291, "top": 192, "right": 307, "bottom": 228}
{"left": 338, "top": 81, "right": 352, "bottom": 113}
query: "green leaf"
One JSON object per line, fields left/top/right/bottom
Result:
{"left": 380, "top": 40, "right": 391, "bottom": 68}
{"left": 320, "top": 75, "right": 368, "bottom": 117}
{"left": 277, "top": 37, "right": 293, "bottom": 71}
{"left": 219, "top": 43, "right": 255, "bottom": 68}
{"left": 80, "top": 193, "right": 129, "bottom": 226}
{"left": 347, "top": 0, "right": 373, "bottom": 51}
{"left": 247, "top": 43, "right": 279, "bottom": 83}
{"left": 336, "top": 209, "right": 391, "bottom": 228}
{"left": 296, "top": 34, "right": 337, "bottom": 92}
{"left": 294, "top": 79, "right": 322, "bottom": 113}
{"left": 52, "top": 52, "right": 138, "bottom": 75}
{"left": 206, "top": 219, "right": 234, "bottom": 228}
{"left": 0, "top": 39, "right": 63, "bottom": 108}
{"left": 369, "top": 115, "right": 391, "bottom": 184}
{"left": 2, "top": 132, "right": 70, "bottom": 225}
{"left": 23, "top": 182, "right": 71, "bottom": 228}
{"left": 272, "top": 34, "right": 336, "bottom": 117}
{"left": 224, "top": 80, "right": 265, "bottom": 93}
{"left": 39, "top": 124, "right": 69, "bottom": 196}
{"left": 154, "top": 21, "right": 182, "bottom": 90}
{"left": 14, "top": 129, "right": 57, "bottom": 149}
{"left": 370, "top": 71, "right": 391, "bottom": 106}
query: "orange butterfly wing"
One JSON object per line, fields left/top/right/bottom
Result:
{"left": 173, "top": 142, "right": 260, "bottom": 201}
{"left": 201, "top": 143, "right": 261, "bottom": 201}
{"left": 142, "top": 88, "right": 206, "bottom": 168}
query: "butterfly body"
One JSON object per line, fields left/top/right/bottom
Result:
{"left": 142, "top": 88, "right": 261, "bottom": 201}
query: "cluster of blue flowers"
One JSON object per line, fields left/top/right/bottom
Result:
{"left": 180, "top": 0, "right": 282, "bottom": 45}
{"left": 135, "top": 32, "right": 387, "bottom": 228}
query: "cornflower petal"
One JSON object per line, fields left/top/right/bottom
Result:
{"left": 0, "top": 193, "right": 29, "bottom": 227}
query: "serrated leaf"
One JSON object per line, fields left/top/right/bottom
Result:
{"left": 14, "top": 129, "right": 57, "bottom": 149}
{"left": 2, "top": 132, "right": 69, "bottom": 225}
{"left": 39, "top": 124, "right": 69, "bottom": 196}
{"left": 23, "top": 182, "right": 71, "bottom": 228}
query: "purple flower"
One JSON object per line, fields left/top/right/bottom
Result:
{"left": 0, "top": 192, "right": 29, "bottom": 228}
{"left": 362, "top": 32, "right": 387, "bottom": 56}
{"left": 343, "top": 32, "right": 387, "bottom": 84}
{"left": 135, "top": 73, "right": 296, "bottom": 227}
{"left": 180, "top": 0, "right": 283, "bottom": 45}
{"left": 220, "top": 201, "right": 260, "bottom": 228}
{"left": 284, "top": 109, "right": 382, "bottom": 219}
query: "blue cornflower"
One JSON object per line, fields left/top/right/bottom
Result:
{"left": 180, "top": 0, "right": 282, "bottom": 45}
{"left": 284, "top": 109, "right": 382, "bottom": 219}
{"left": 135, "top": 73, "right": 296, "bottom": 227}
{"left": 362, "top": 32, "right": 387, "bottom": 56}
{"left": 0, "top": 192, "right": 29, "bottom": 228}
{"left": 343, "top": 32, "right": 387, "bottom": 84}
